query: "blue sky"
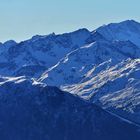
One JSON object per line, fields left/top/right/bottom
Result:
{"left": 0, "top": 0, "right": 140, "bottom": 42}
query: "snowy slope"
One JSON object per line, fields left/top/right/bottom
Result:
{"left": 38, "top": 39, "right": 140, "bottom": 124}
{"left": 61, "top": 59, "right": 140, "bottom": 123}
{"left": 39, "top": 40, "right": 140, "bottom": 86}
{"left": 0, "top": 20, "right": 140, "bottom": 78}
{"left": 0, "top": 29, "right": 91, "bottom": 77}
{"left": 38, "top": 20, "right": 140, "bottom": 124}
{"left": 0, "top": 20, "right": 140, "bottom": 127}
{"left": 0, "top": 77, "right": 139, "bottom": 140}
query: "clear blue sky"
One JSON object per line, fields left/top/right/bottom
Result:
{"left": 0, "top": 0, "right": 140, "bottom": 42}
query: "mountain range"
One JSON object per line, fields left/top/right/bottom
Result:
{"left": 0, "top": 20, "right": 140, "bottom": 139}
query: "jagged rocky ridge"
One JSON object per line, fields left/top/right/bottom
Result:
{"left": 0, "top": 20, "right": 140, "bottom": 134}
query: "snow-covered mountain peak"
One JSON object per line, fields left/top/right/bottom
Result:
{"left": 69, "top": 28, "right": 90, "bottom": 34}
{"left": 30, "top": 33, "right": 56, "bottom": 42}
{"left": 29, "top": 28, "right": 90, "bottom": 44}
{"left": 3, "top": 40, "right": 17, "bottom": 47}
{"left": 118, "top": 19, "right": 140, "bottom": 26}
{"left": 109, "top": 20, "right": 140, "bottom": 26}
{"left": 96, "top": 20, "right": 140, "bottom": 46}
{"left": 98, "top": 20, "right": 140, "bottom": 31}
